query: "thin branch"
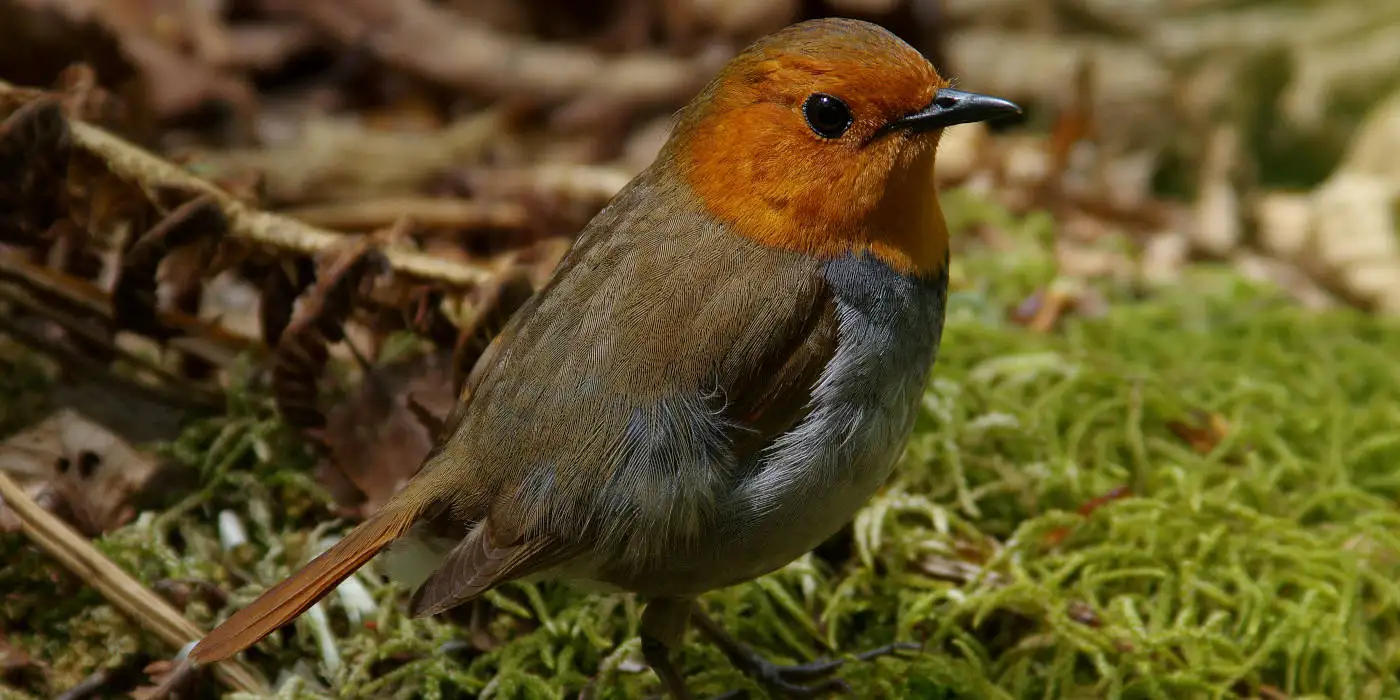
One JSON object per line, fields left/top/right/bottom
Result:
{"left": 0, "top": 282, "right": 224, "bottom": 411}
{"left": 282, "top": 196, "right": 529, "bottom": 232}
{"left": 0, "top": 252, "right": 261, "bottom": 368}
{"left": 0, "top": 314, "right": 218, "bottom": 416}
{"left": 0, "top": 79, "right": 497, "bottom": 287}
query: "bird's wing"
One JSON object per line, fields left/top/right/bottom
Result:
{"left": 404, "top": 175, "right": 841, "bottom": 613}
{"left": 408, "top": 518, "right": 568, "bottom": 617}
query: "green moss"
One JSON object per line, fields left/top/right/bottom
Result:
{"left": 222, "top": 257, "right": 1400, "bottom": 700}
{"left": 8, "top": 201, "right": 1400, "bottom": 699}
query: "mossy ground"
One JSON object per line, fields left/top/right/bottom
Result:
{"left": 4, "top": 196, "right": 1400, "bottom": 699}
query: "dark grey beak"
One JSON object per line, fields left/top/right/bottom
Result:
{"left": 888, "top": 88, "right": 1022, "bottom": 134}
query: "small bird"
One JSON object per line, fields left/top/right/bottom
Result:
{"left": 191, "top": 17, "right": 1019, "bottom": 698}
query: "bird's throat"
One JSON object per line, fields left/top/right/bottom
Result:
{"left": 677, "top": 130, "right": 949, "bottom": 279}
{"left": 866, "top": 146, "right": 950, "bottom": 276}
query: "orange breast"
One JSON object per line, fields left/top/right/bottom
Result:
{"left": 677, "top": 118, "right": 949, "bottom": 278}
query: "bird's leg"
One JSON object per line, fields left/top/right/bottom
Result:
{"left": 689, "top": 604, "right": 917, "bottom": 698}
{"left": 641, "top": 598, "right": 698, "bottom": 700}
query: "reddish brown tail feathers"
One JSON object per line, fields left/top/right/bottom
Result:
{"left": 190, "top": 505, "right": 420, "bottom": 663}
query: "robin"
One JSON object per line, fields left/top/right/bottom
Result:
{"left": 192, "top": 17, "right": 1020, "bottom": 698}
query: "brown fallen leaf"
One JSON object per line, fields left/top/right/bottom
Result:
{"left": 1043, "top": 486, "right": 1132, "bottom": 547}
{"left": 265, "top": 236, "right": 464, "bottom": 515}
{"left": 319, "top": 352, "right": 456, "bottom": 516}
{"left": 4, "top": 0, "right": 254, "bottom": 122}
{"left": 1010, "top": 286, "right": 1076, "bottom": 333}
{"left": 256, "top": 257, "right": 314, "bottom": 348}
{"left": 0, "top": 1, "right": 138, "bottom": 118}
{"left": 131, "top": 656, "right": 202, "bottom": 700}
{"left": 1167, "top": 410, "right": 1231, "bottom": 455}
{"left": 0, "top": 408, "right": 159, "bottom": 537}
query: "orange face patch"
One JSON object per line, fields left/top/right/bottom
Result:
{"left": 672, "top": 19, "right": 952, "bottom": 278}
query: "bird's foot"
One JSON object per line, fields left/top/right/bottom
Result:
{"left": 718, "top": 642, "right": 920, "bottom": 699}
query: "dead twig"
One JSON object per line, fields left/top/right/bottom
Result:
{"left": 0, "top": 283, "right": 224, "bottom": 413}
{"left": 193, "top": 110, "right": 508, "bottom": 204}
{"left": 0, "top": 253, "right": 258, "bottom": 368}
{"left": 461, "top": 163, "right": 633, "bottom": 208}
{"left": 283, "top": 197, "right": 530, "bottom": 232}
{"left": 0, "top": 79, "right": 496, "bottom": 287}
{"left": 288, "top": 0, "right": 719, "bottom": 109}
{"left": 0, "top": 469, "right": 268, "bottom": 695}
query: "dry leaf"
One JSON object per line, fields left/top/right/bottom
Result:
{"left": 319, "top": 353, "right": 455, "bottom": 516}
{"left": 111, "top": 195, "right": 228, "bottom": 339}
{"left": 0, "top": 408, "right": 159, "bottom": 537}
{"left": 1043, "top": 486, "right": 1132, "bottom": 547}
{"left": 272, "top": 239, "right": 387, "bottom": 434}
{"left": 1166, "top": 410, "right": 1231, "bottom": 455}
{"left": 256, "top": 257, "right": 314, "bottom": 348}
{"left": 0, "top": 97, "right": 69, "bottom": 243}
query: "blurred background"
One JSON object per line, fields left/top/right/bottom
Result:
{"left": 4, "top": 0, "right": 1400, "bottom": 316}
{"left": 3, "top": 1, "right": 1400, "bottom": 699}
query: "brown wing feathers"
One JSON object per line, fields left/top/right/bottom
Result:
{"left": 190, "top": 501, "right": 424, "bottom": 664}
{"left": 409, "top": 520, "right": 571, "bottom": 618}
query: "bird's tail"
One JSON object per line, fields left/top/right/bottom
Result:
{"left": 190, "top": 498, "right": 426, "bottom": 664}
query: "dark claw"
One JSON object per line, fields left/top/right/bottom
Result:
{"left": 854, "top": 641, "right": 921, "bottom": 662}
{"left": 763, "top": 676, "right": 848, "bottom": 697}
{"left": 690, "top": 604, "right": 923, "bottom": 699}
{"left": 729, "top": 642, "right": 921, "bottom": 698}
{"left": 754, "top": 657, "right": 845, "bottom": 682}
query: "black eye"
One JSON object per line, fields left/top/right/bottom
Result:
{"left": 802, "top": 93, "right": 853, "bottom": 139}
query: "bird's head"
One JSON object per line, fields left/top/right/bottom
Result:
{"left": 666, "top": 18, "right": 1019, "bottom": 278}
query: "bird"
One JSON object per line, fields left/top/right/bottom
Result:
{"left": 190, "top": 17, "right": 1020, "bottom": 699}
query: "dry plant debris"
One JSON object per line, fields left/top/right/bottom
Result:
{"left": 0, "top": 409, "right": 159, "bottom": 537}
{"left": 1, "top": 0, "right": 1399, "bottom": 698}
{"left": 0, "top": 469, "right": 267, "bottom": 695}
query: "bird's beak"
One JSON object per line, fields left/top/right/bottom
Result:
{"left": 889, "top": 88, "right": 1022, "bottom": 134}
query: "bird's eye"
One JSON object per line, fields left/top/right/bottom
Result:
{"left": 802, "top": 93, "right": 853, "bottom": 139}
